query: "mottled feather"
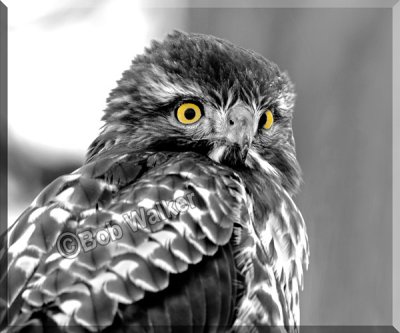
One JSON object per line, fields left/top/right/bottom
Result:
{"left": 1, "top": 30, "right": 309, "bottom": 333}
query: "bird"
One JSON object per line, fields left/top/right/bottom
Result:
{"left": 0, "top": 31, "right": 309, "bottom": 332}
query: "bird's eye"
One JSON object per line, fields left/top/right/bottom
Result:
{"left": 259, "top": 110, "right": 274, "bottom": 129}
{"left": 176, "top": 102, "right": 203, "bottom": 125}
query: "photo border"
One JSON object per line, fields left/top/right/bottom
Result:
{"left": 0, "top": 1, "right": 398, "bottom": 332}
{"left": 0, "top": 1, "right": 7, "bottom": 327}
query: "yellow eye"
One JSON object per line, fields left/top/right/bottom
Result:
{"left": 261, "top": 110, "right": 274, "bottom": 129}
{"left": 176, "top": 103, "right": 202, "bottom": 124}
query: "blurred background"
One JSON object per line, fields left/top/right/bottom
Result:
{"left": 4, "top": 0, "right": 394, "bottom": 328}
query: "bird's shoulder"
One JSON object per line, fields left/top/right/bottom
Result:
{"left": 2, "top": 151, "right": 250, "bottom": 330}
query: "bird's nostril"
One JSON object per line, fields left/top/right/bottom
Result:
{"left": 229, "top": 119, "right": 235, "bottom": 126}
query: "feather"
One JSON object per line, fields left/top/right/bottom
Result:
{"left": 2, "top": 31, "right": 310, "bottom": 333}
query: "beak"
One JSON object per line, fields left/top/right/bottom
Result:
{"left": 225, "top": 106, "right": 253, "bottom": 160}
{"left": 211, "top": 105, "right": 253, "bottom": 167}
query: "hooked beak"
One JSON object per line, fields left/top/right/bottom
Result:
{"left": 226, "top": 106, "right": 253, "bottom": 160}
{"left": 209, "top": 105, "right": 254, "bottom": 167}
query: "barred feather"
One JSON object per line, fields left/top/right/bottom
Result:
{"left": 1, "top": 152, "right": 248, "bottom": 332}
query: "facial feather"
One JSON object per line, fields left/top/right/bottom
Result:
{"left": 87, "top": 30, "right": 300, "bottom": 194}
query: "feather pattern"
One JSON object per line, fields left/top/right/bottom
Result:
{"left": 1, "top": 152, "right": 248, "bottom": 332}
{"left": 1, "top": 31, "right": 310, "bottom": 333}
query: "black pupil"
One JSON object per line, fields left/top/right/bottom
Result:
{"left": 259, "top": 113, "right": 267, "bottom": 127}
{"left": 185, "top": 108, "right": 196, "bottom": 120}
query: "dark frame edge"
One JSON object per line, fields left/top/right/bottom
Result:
{"left": 0, "top": 0, "right": 7, "bottom": 329}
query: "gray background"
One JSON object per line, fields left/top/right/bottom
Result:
{"left": 181, "top": 8, "right": 392, "bottom": 326}
{"left": 5, "top": 3, "right": 394, "bottom": 327}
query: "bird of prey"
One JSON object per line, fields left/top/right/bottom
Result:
{"left": 0, "top": 31, "right": 309, "bottom": 332}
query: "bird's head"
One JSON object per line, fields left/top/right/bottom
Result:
{"left": 88, "top": 31, "right": 301, "bottom": 195}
